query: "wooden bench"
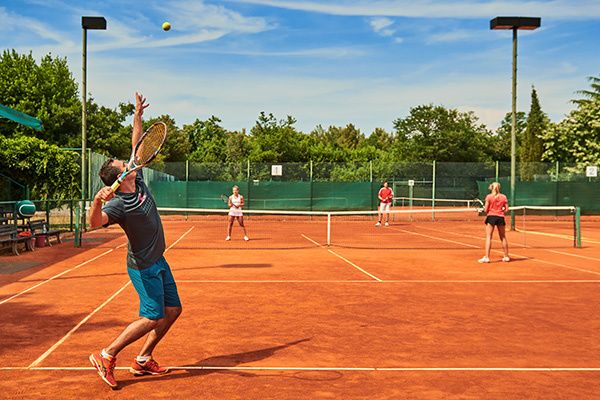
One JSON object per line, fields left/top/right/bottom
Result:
{"left": 28, "top": 219, "right": 66, "bottom": 247}
{"left": 0, "top": 224, "right": 34, "bottom": 255}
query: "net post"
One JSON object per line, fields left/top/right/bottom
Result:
{"left": 575, "top": 207, "right": 581, "bottom": 248}
{"left": 523, "top": 206, "right": 526, "bottom": 248}
{"left": 327, "top": 213, "right": 331, "bottom": 246}
{"left": 431, "top": 160, "right": 436, "bottom": 221}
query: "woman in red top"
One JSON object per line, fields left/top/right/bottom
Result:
{"left": 479, "top": 182, "right": 510, "bottom": 263}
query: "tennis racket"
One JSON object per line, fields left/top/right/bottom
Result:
{"left": 472, "top": 198, "right": 485, "bottom": 213}
{"left": 111, "top": 122, "right": 168, "bottom": 192}
{"left": 221, "top": 194, "right": 230, "bottom": 205}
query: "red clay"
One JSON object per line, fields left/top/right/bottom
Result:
{"left": 0, "top": 219, "right": 599, "bottom": 399}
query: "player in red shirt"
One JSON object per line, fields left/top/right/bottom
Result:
{"left": 376, "top": 181, "right": 393, "bottom": 227}
{"left": 478, "top": 182, "right": 510, "bottom": 263}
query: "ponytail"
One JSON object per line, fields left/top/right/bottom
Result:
{"left": 489, "top": 182, "right": 501, "bottom": 199}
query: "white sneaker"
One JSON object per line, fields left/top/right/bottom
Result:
{"left": 502, "top": 256, "right": 510, "bottom": 262}
{"left": 375, "top": 222, "right": 381, "bottom": 226}
{"left": 225, "top": 236, "right": 230, "bottom": 241}
{"left": 244, "top": 236, "right": 249, "bottom": 241}
{"left": 385, "top": 222, "right": 389, "bottom": 226}
{"left": 478, "top": 256, "right": 490, "bottom": 263}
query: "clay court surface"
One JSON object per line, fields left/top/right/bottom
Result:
{"left": 1, "top": 215, "right": 599, "bottom": 399}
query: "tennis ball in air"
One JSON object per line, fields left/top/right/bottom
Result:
{"left": 162, "top": 22, "right": 171, "bottom": 31}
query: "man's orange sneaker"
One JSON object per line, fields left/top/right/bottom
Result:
{"left": 130, "top": 357, "right": 169, "bottom": 376}
{"left": 89, "top": 353, "right": 117, "bottom": 389}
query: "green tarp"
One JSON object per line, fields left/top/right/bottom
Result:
{"left": 0, "top": 103, "right": 42, "bottom": 130}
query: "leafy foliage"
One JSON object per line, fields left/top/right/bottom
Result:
{"left": 520, "top": 86, "right": 548, "bottom": 180}
{"left": 541, "top": 98, "right": 600, "bottom": 166}
{"left": 391, "top": 104, "right": 496, "bottom": 162}
{"left": 0, "top": 50, "right": 80, "bottom": 145}
{"left": 0, "top": 135, "right": 80, "bottom": 199}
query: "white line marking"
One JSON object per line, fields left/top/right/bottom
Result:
{"left": 301, "top": 234, "right": 382, "bottom": 281}
{"left": 409, "top": 225, "right": 600, "bottom": 276}
{"left": 165, "top": 227, "right": 195, "bottom": 252}
{"left": 28, "top": 282, "right": 131, "bottom": 368}
{"left": 0, "top": 249, "right": 114, "bottom": 306}
{"left": 395, "top": 228, "right": 480, "bottom": 249}
{"left": 3, "top": 366, "right": 599, "bottom": 372}
{"left": 174, "top": 280, "right": 600, "bottom": 283}
{"left": 327, "top": 250, "right": 382, "bottom": 281}
{"left": 546, "top": 249, "right": 600, "bottom": 262}
{"left": 301, "top": 234, "right": 327, "bottom": 248}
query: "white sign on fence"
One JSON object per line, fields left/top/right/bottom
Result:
{"left": 586, "top": 166, "right": 598, "bottom": 177}
{"left": 271, "top": 165, "right": 282, "bottom": 176}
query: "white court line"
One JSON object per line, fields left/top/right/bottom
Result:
{"left": 3, "top": 366, "right": 600, "bottom": 372}
{"left": 28, "top": 282, "right": 131, "bottom": 368}
{"left": 177, "top": 280, "right": 600, "bottom": 283}
{"left": 395, "top": 228, "right": 480, "bottom": 249}
{"left": 412, "top": 225, "right": 600, "bottom": 276}
{"left": 326, "top": 250, "right": 382, "bottom": 281}
{"left": 301, "top": 234, "right": 327, "bottom": 249}
{"left": 0, "top": 249, "right": 115, "bottom": 306}
{"left": 25, "top": 228, "right": 194, "bottom": 369}
{"left": 546, "top": 249, "right": 600, "bottom": 262}
{"left": 301, "top": 234, "right": 382, "bottom": 281}
{"left": 165, "top": 227, "right": 194, "bottom": 252}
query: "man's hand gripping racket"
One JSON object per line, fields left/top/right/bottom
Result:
{"left": 110, "top": 121, "right": 168, "bottom": 193}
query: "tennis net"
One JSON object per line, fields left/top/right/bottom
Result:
{"left": 157, "top": 205, "right": 580, "bottom": 250}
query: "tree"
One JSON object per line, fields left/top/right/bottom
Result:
{"left": 226, "top": 130, "right": 251, "bottom": 163}
{"left": 494, "top": 111, "right": 527, "bottom": 161}
{"left": 85, "top": 98, "right": 134, "bottom": 159}
{"left": 185, "top": 116, "right": 228, "bottom": 162}
{"left": 0, "top": 135, "right": 80, "bottom": 200}
{"left": 391, "top": 104, "right": 495, "bottom": 162}
{"left": 573, "top": 75, "right": 600, "bottom": 106}
{"left": 520, "top": 86, "right": 548, "bottom": 180}
{"left": 0, "top": 50, "right": 80, "bottom": 146}
{"left": 361, "top": 127, "right": 393, "bottom": 151}
{"left": 541, "top": 98, "right": 600, "bottom": 165}
{"left": 249, "top": 112, "right": 308, "bottom": 162}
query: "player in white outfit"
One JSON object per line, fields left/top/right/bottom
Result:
{"left": 226, "top": 185, "right": 249, "bottom": 241}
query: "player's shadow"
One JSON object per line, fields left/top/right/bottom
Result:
{"left": 116, "top": 338, "right": 312, "bottom": 389}
{"left": 175, "top": 263, "right": 272, "bottom": 272}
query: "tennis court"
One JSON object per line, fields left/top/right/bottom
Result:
{"left": 1, "top": 210, "right": 599, "bottom": 399}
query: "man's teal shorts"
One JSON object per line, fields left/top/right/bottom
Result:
{"left": 127, "top": 256, "right": 181, "bottom": 319}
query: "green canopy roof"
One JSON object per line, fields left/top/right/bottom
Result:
{"left": 0, "top": 103, "right": 42, "bottom": 130}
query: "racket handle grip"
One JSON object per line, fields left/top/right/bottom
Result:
{"left": 110, "top": 179, "right": 122, "bottom": 192}
{"left": 101, "top": 180, "right": 121, "bottom": 204}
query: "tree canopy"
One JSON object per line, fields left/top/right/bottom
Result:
{"left": 1, "top": 49, "right": 599, "bottom": 200}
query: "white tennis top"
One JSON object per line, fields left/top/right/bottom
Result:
{"left": 228, "top": 195, "right": 243, "bottom": 217}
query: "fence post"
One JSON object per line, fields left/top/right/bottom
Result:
{"left": 74, "top": 205, "right": 80, "bottom": 248}
{"left": 431, "top": 161, "right": 436, "bottom": 220}
{"left": 495, "top": 161, "right": 499, "bottom": 182}
{"left": 575, "top": 207, "right": 581, "bottom": 248}
{"left": 310, "top": 160, "right": 313, "bottom": 212}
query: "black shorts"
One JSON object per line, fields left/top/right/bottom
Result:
{"left": 485, "top": 215, "right": 506, "bottom": 226}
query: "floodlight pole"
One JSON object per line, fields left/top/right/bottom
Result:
{"left": 491, "top": 16, "right": 540, "bottom": 230}
{"left": 81, "top": 16, "right": 106, "bottom": 246}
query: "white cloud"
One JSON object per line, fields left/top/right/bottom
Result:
{"left": 426, "top": 29, "right": 475, "bottom": 44}
{"left": 371, "top": 17, "right": 394, "bottom": 32}
{"left": 222, "top": 0, "right": 600, "bottom": 19}
{"left": 160, "top": 0, "right": 271, "bottom": 33}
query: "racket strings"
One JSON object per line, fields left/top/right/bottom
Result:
{"left": 135, "top": 124, "right": 166, "bottom": 165}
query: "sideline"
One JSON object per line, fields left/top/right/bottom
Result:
{"left": 302, "top": 234, "right": 382, "bottom": 281}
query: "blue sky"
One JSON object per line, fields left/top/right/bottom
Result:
{"left": 2, "top": 0, "right": 600, "bottom": 135}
